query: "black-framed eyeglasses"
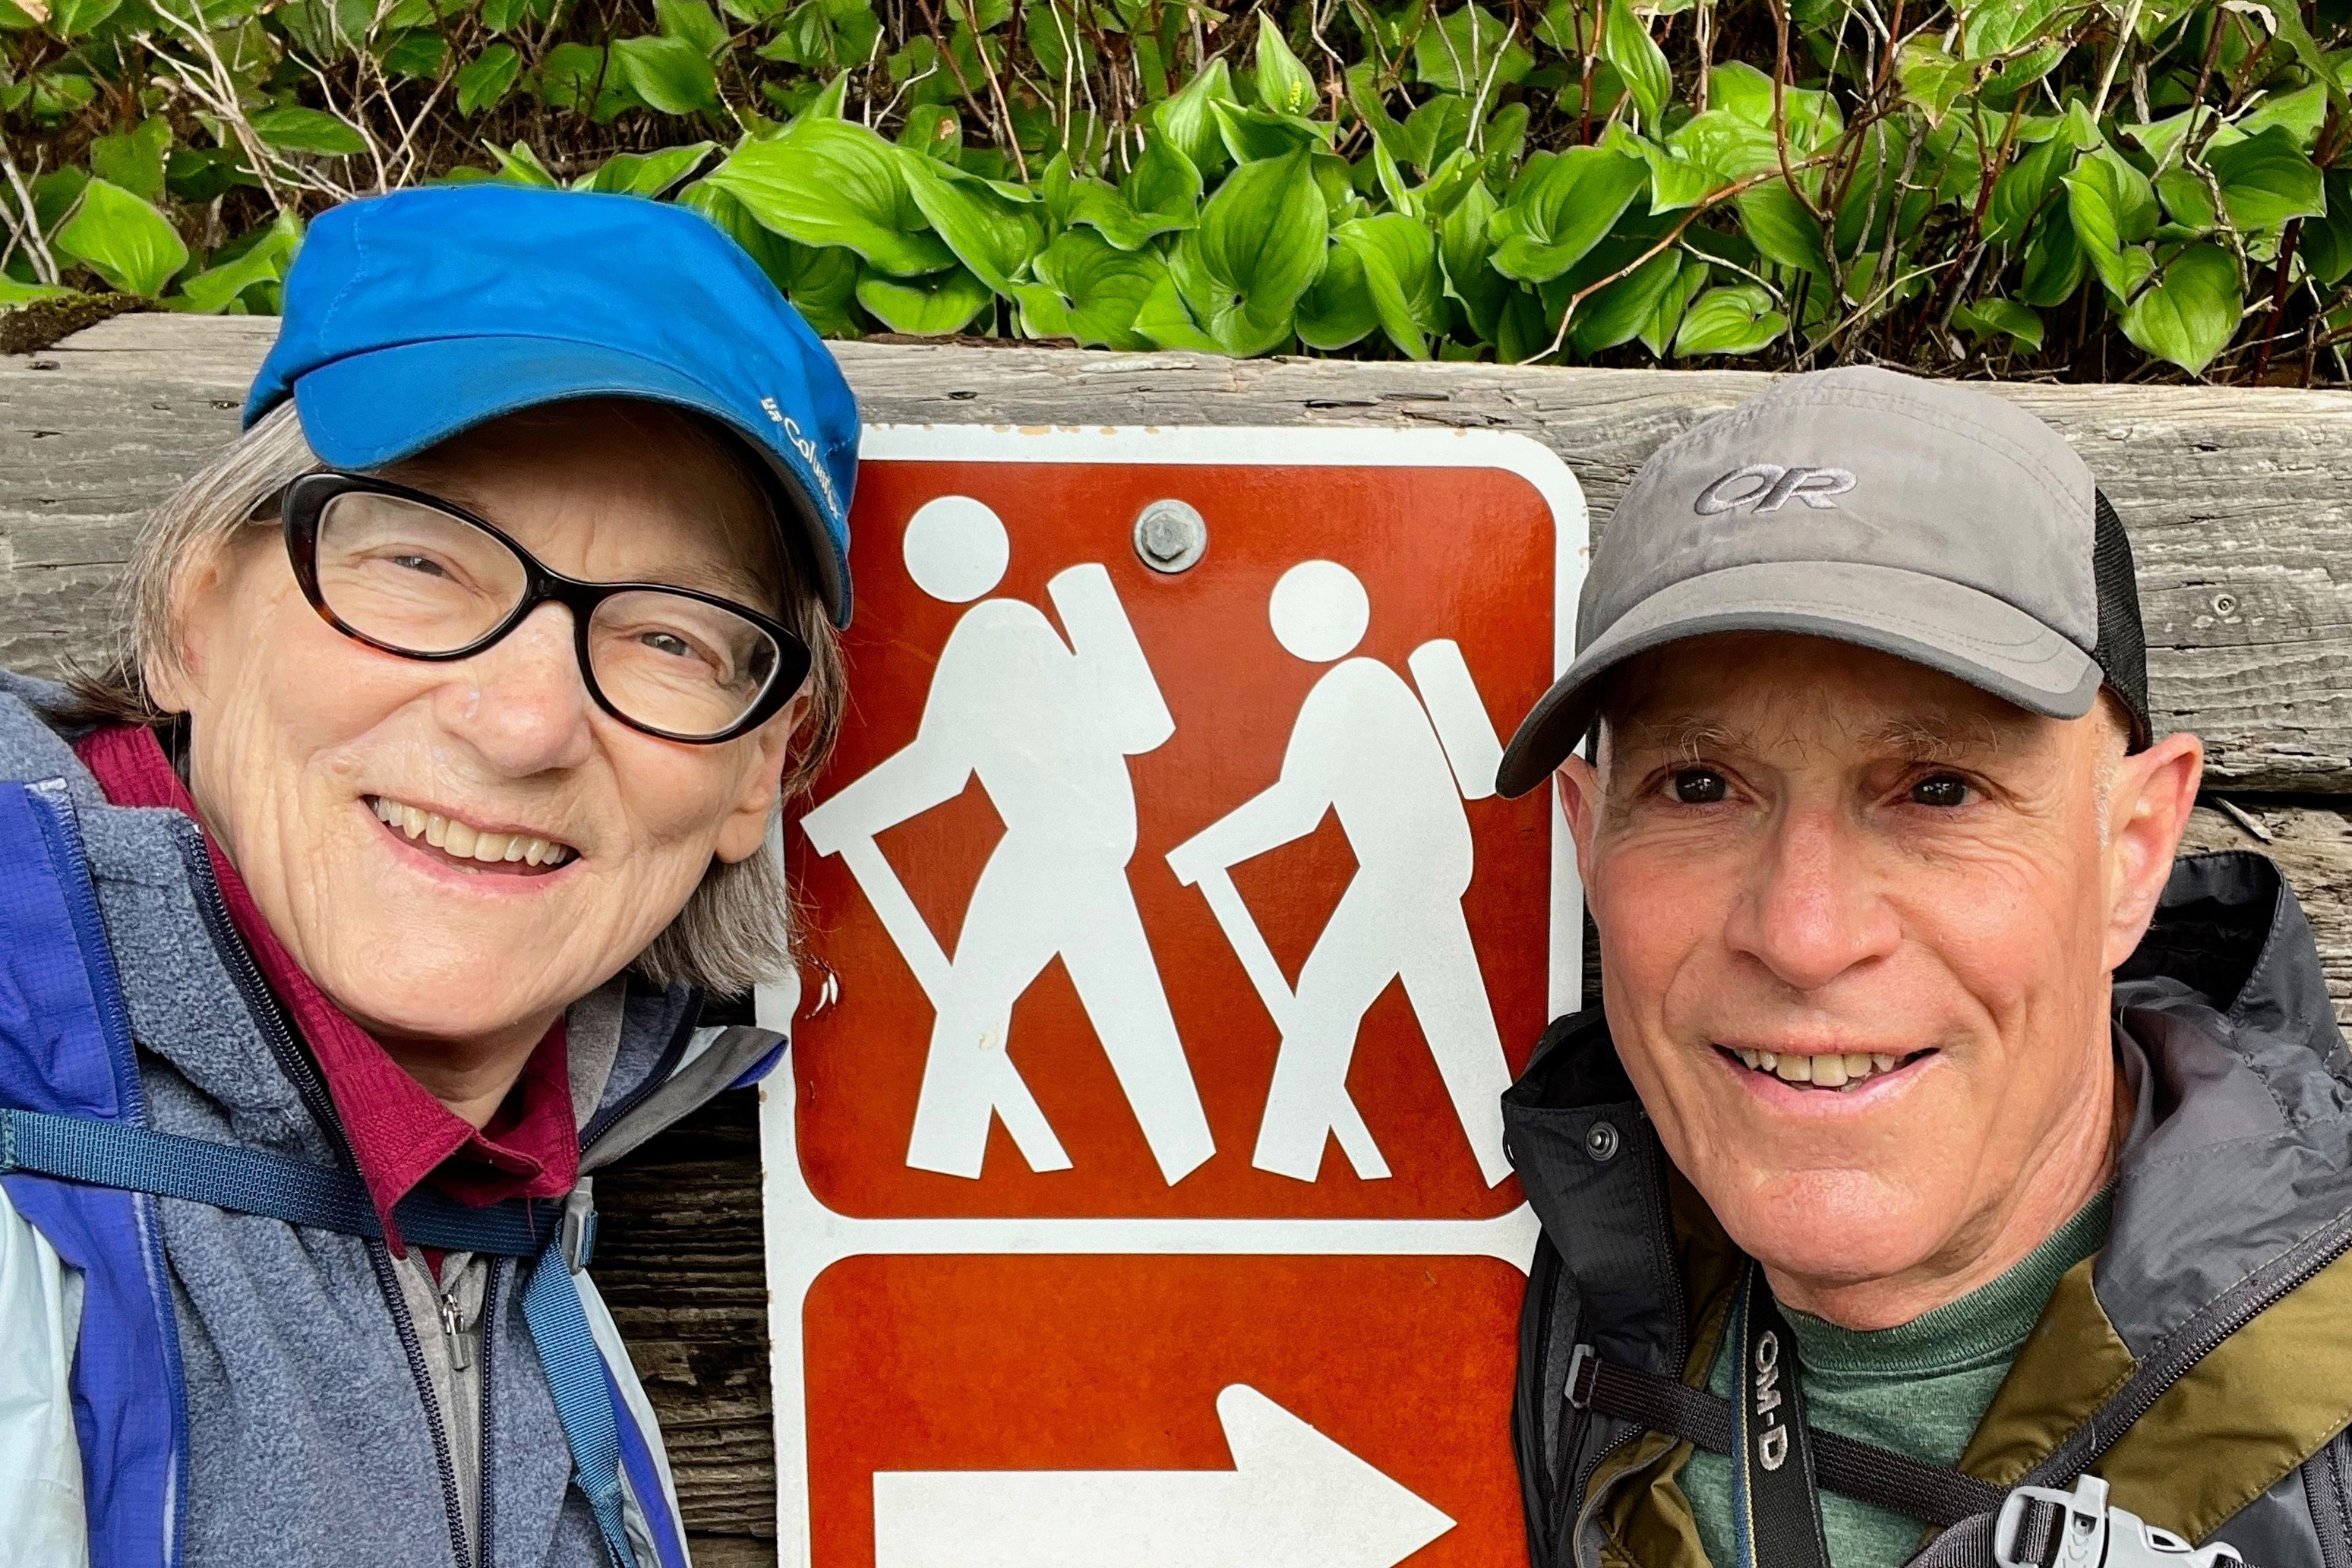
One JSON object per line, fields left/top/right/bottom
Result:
{"left": 279, "top": 472, "right": 810, "bottom": 745}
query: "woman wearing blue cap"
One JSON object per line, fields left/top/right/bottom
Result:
{"left": 0, "top": 185, "right": 860, "bottom": 1567}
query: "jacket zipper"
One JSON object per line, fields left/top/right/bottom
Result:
{"left": 478, "top": 1257, "right": 504, "bottom": 1568}
{"left": 31, "top": 781, "right": 150, "bottom": 1118}
{"left": 2306, "top": 1429, "right": 2352, "bottom": 1568}
{"left": 176, "top": 822, "right": 476, "bottom": 1568}
{"left": 38, "top": 786, "right": 194, "bottom": 1560}
{"left": 430, "top": 1254, "right": 505, "bottom": 1563}
{"left": 1567, "top": 1112, "right": 1691, "bottom": 1568}
{"left": 1536, "top": 1085, "right": 2352, "bottom": 1563}
{"left": 1562, "top": 1138, "right": 2352, "bottom": 1561}
{"left": 438, "top": 1273, "right": 479, "bottom": 1372}
{"left": 2028, "top": 1208, "right": 2352, "bottom": 1488}
{"left": 577, "top": 986, "right": 700, "bottom": 1155}
{"left": 1893, "top": 1211, "right": 2352, "bottom": 1568}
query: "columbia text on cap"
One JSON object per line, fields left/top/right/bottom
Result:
{"left": 245, "top": 184, "right": 862, "bottom": 627}
{"left": 1494, "top": 366, "right": 2151, "bottom": 799}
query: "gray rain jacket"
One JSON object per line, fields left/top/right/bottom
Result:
{"left": 1504, "top": 851, "right": 2352, "bottom": 1568}
{"left": 0, "top": 669, "right": 781, "bottom": 1566}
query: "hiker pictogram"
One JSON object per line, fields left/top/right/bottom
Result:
{"left": 799, "top": 494, "right": 1214, "bottom": 1186}
{"left": 763, "top": 425, "right": 1587, "bottom": 1568}
{"left": 1167, "top": 561, "right": 1514, "bottom": 1187}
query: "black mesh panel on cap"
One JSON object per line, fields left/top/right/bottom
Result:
{"left": 2091, "top": 487, "right": 2153, "bottom": 751}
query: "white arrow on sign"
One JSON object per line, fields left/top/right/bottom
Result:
{"left": 871, "top": 1383, "right": 1455, "bottom": 1568}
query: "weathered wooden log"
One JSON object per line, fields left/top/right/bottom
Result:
{"left": 592, "top": 1092, "right": 779, "bottom": 1543}
{"left": 11, "top": 317, "right": 2352, "bottom": 788}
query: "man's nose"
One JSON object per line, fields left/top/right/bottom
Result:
{"left": 1723, "top": 802, "right": 1901, "bottom": 994}
{"left": 429, "top": 603, "right": 598, "bottom": 775}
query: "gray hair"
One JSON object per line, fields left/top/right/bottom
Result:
{"left": 62, "top": 399, "right": 847, "bottom": 999}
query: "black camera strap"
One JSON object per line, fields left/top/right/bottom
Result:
{"left": 1732, "top": 1260, "right": 1837, "bottom": 1568}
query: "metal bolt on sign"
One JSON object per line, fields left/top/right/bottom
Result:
{"left": 1134, "top": 498, "right": 1208, "bottom": 573}
{"left": 769, "top": 425, "right": 1593, "bottom": 1568}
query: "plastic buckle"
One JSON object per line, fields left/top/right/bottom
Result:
{"left": 1996, "top": 1475, "right": 2246, "bottom": 1568}
{"left": 1999, "top": 1475, "right": 2113, "bottom": 1568}
{"left": 559, "top": 1178, "right": 598, "bottom": 1274}
{"left": 1565, "top": 1342, "right": 1598, "bottom": 1409}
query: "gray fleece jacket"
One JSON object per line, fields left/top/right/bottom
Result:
{"left": 0, "top": 667, "right": 780, "bottom": 1567}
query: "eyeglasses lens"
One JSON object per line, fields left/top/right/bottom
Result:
{"left": 588, "top": 591, "right": 783, "bottom": 739}
{"left": 314, "top": 491, "right": 788, "bottom": 740}
{"left": 316, "top": 491, "right": 526, "bottom": 655}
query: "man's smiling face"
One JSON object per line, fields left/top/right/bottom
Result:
{"left": 1556, "top": 633, "right": 2200, "bottom": 1325}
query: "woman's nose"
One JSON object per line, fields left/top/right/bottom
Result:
{"left": 1723, "top": 803, "right": 1902, "bottom": 995}
{"left": 430, "top": 603, "right": 598, "bottom": 775}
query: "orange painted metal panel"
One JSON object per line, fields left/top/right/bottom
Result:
{"left": 758, "top": 427, "right": 1588, "bottom": 1568}
{"left": 804, "top": 1255, "right": 1529, "bottom": 1566}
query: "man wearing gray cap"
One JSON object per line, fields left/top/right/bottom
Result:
{"left": 1499, "top": 368, "right": 2352, "bottom": 1568}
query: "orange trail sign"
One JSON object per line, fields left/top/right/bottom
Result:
{"left": 760, "top": 425, "right": 1590, "bottom": 1568}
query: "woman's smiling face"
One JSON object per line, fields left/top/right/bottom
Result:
{"left": 158, "top": 399, "right": 797, "bottom": 1065}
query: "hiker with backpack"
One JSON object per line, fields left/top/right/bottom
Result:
{"left": 1494, "top": 367, "right": 2343, "bottom": 1568}
{"left": 0, "top": 184, "right": 857, "bottom": 1567}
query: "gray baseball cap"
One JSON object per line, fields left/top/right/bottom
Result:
{"left": 1495, "top": 365, "right": 2152, "bottom": 799}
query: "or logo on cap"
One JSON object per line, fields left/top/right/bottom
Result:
{"left": 1693, "top": 463, "right": 1857, "bottom": 516}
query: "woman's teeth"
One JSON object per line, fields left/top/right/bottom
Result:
{"left": 1732, "top": 1048, "right": 1904, "bottom": 1090}
{"left": 369, "top": 797, "right": 574, "bottom": 868}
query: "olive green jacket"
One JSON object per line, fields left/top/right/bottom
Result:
{"left": 1505, "top": 852, "right": 2352, "bottom": 1568}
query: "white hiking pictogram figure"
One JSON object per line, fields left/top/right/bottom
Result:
{"left": 800, "top": 495, "right": 1214, "bottom": 1185}
{"left": 1166, "top": 560, "right": 1514, "bottom": 1187}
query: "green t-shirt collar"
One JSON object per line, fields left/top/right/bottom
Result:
{"left": 1782, "top": 1187, "right": 2116, "bottom": 1379}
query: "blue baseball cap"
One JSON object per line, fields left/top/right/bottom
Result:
{"left": 246, "top": 184, "right": 860, "bottom": 626}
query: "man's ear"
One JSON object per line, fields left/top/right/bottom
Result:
{"left": 1554, "top": 746, "right": 1605, "bottom": 884}
{"left": 712, "top": 700, "right": 800, "bottom": 864}
{"left": 2103, "top": 728, "right": 2205, "bottom": 971}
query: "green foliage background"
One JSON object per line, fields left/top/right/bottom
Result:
{"left": 5, "top": 0, "right": 2350, "bottom": 377}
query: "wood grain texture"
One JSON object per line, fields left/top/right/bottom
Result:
{"left": 593, "top": 1093, "right": 777, "bottom": 1540}
{"left": 11, "top": 318, "right": 2352, "bottom": 786}
{"left": 684, "top": 1535, "right": 779, "bottom": 1567}
{"left": 17, "top": 317, "right": 2352, "bottom": 1542}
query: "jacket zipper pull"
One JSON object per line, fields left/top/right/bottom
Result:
{"left": 438, "top": 1286, "right": 474, "bottom": 1372}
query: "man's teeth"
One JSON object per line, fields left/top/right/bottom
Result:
{"left": 1732, "top": 1048, "right": 1904, "bottom": 1089}
{"left": 369, "top": 797, "right": 573, "bottom": 867}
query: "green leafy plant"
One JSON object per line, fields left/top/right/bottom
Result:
{"left": 6, "top": 0, "right": 2352, "bottom": 380}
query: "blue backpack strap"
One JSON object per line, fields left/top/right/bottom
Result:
{"left": 0, "top": 780, "right": 188, "bottom": 1568}
{"left": 522, "top": 1236, "right": 645, "bottom": 1568}
{"left": 0, "top": 1109, "right": 565, "bottom": 1258}
{"left": 606, "top": 1350, "right": 691, "bottom": 1568}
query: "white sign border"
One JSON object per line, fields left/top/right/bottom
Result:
{"left": 753, "top": 424, "right": 1590, "bottom": 1568}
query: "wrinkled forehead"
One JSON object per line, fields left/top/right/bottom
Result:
{"left": 1596, "top": 632, "right": 2054, "bottom": 766}
{"left": 380, "top": 397, "right": 785, "bottom": 608}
